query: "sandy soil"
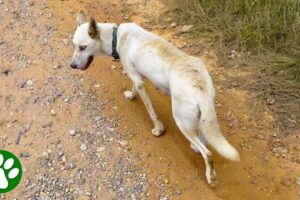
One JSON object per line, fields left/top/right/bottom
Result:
{"left": 0, "top": 0, "right": 299, "bottom": 199}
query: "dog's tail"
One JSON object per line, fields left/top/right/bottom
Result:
{"left": 197, "top": 96, "right": 240, "bottom": 161}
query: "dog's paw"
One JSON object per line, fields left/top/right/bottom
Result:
{"left": 124, "top": 91, "right": 136, "bottom": 100}
{"left": 152, "top": 120, "right": 164, "bottom": 136}
{"left": 206, "top": 169, "right": 218, "bottom": 188}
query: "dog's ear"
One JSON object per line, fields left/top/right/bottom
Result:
{"left": 88, "top": 17, "right": 99, "bottom": 39}
{"left": 77, "top": 10, "right": 86, "bottom": 27}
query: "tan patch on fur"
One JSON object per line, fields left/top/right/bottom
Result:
{"left": 144, "top": 40, "right": 185, "bottom": 64}
{"left": 144, "top": 40, "right": 206, "bottom": 91}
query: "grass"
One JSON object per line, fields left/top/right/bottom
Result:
{"left": 171, "top": 0, "right": 300, "bottom": 81}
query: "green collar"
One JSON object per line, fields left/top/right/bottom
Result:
{"left": 112, "top": 27, "right": 120, "bottom": 60}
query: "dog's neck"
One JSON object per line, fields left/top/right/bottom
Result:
{"left": 97, "top": 23, "right": 118, "bottom": 56}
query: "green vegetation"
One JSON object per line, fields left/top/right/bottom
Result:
{"left": 173, "top": 0, "right": 300, "bottom": 81}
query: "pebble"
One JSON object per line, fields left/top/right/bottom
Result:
{"left": 61, "top": 155, "right": 67, "bottom": 163}
{"left": 69, "top": 129, "right": 77, "bottom": 136}
{"left": 175, "top": 189, "right": 182, "bottom": 195}
{"left": 272, "top": 147, "right": 289, "bottom": 156}
{"left": 160, "top": 197, "right": 169, "bottom": 200}
{"left": 67, "top": 163, "right": 76, "bottom": 169}
{"left": 295, "top": 177, "right": 300, "bottom": 186}
{"left": 181, "top": 25, "right": 193, "bottom": 33}
{"left": 80, "top": 144, "right": 87, "bottom": 151}
{"left": 20, "top": 152, "right": 30, "bottom": 158}
{"left": 281, "top": 178, "right": 291, "bottom": 187}
{"left": 216, "top": 103, "right": 222, "bottom": 108}
{"left": 50, "top": 109, "right": 56, "bottom": 116}
{"left": 78, "top": 178, "right": 86, "bottom": 185}
{"left": 131, "top": 193, "right": 137, "bottom": 200}
{"left": 26, "top": 79, "right": 34, "bottom": 86}
{"left": 58, "top": 151, "right": 64, "bottom": 157}
{"left": 119, "top": 140, "right": 128, "bottom": 147}
{"left": 42, "top": 152, "right": 49, "bottom": 158}
{"left": 171, "top": 22, "right": 177, "bottom": 28}
{"left": 62, "top": 39, "right": 68, "bottom": 46}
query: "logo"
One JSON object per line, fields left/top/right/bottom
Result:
{"left": 0, "top": 150, "right": 22, "bottom": 193}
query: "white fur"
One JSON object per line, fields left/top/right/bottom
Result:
{"left": 71, "top": 13, "right": 240, "bottom": 187}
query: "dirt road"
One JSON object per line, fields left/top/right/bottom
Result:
{"left": 0, "top": 0, "right": 299, "bottom": 199}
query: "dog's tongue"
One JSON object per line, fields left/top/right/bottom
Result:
{"left": 81, "top": 56, "right": 94, "bottom": 71}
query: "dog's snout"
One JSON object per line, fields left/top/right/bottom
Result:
{"left": 70, "top": 62, "right": 77, "bottom": 69}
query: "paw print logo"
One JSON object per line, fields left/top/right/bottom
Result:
{"left": 0, "top": 150, "right": 22, "bottom": 193}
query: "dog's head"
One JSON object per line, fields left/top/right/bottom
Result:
{"left": 70, "top": 11, "right": 101, "bottom": 71}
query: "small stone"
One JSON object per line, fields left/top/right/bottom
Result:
{"left": 296, "top": 177, "right": 300, "bottom": 186}
{"left": 50, "top": 109, "right": 56, "bottom": 116}
{"left": 58, "top": 151, "right": 64, "bottom": 157}
{"left": 111, "top": 65, "right": 116, "bottom": 70}
{"left": 80, "top": 144, "right": 87, "bottom": 151}
{"left": 2, "top": 69, "right": 11, "bottom": 76}
{"left": 20, "top": 152, "right": 30, "bottom": 158}
{"left": 61, "top": 155, "right": 67, "bottom": 163}
{"left": 69, "top": 129, "right": 77, "bottom": 136}
{"left": 160, "top": 197, "right": 169, "bottom": 200}
{"left": 216, "top": 103, "right": 222, "bottom": 108}
{"left": 281, "top": 178, "right": 291, "bottom": 187}
{"left": 250, "top": 177, "right": 257, "bottom": 185}
{"left": 175, "top": 189, "right": 182, "bottom": 195}
{"left": 272, "top": 147, "right": 289, "bottom": 156}
{"left": 131, "top": 193, "right": 137, "bottom": 200}
{"left": 26, "top": 80, "right": 34, "bottom": 86}
{"left": 67, "top": 163, "right": 76, "bottom": 169}
{"left": 171, "top": 22, "right": 177, "bottom": 28}
{"left": 181, "top": 25, "right": 193, "bottom": 33}
{"left": 119, "top": 140, "right": 128, "bottom": 147}
{"left": 42, "top": 152, "right": 49, "bottom": 158}
{"left": 266, "top": 98, "right": 275, "bottom": 105}
{"left": 63, "top": 39, "right": 68, "bottom": 46}
{"left": 78, "top": 178, "right": 86, "bottom": 185}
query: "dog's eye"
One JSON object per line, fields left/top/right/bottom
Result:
{"left": 79, "top": 45, "right": 87, "bottom": 51}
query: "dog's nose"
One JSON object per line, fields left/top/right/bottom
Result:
{"left": 70, "top": 63, "right": 77, "bottom": 69}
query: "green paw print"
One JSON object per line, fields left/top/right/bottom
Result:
{"left": 0, "top": 150, "right": 22, "bottom": 193}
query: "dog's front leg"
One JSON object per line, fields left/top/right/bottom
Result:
{"left": 124, "top": 85, "right": 137, "bottom": 100}
{"left": 135, "top": 81, "right": 165, "bottom": 136}
{"left": 126, "top": 72, "right": 164, "bottom": 136}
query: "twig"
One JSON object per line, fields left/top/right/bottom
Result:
{"left": 15, "top": 122, "right": 33, "bottom": 145}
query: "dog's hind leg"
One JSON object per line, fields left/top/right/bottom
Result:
{"left": 124, "top": 84, "right": 137, "bottom": 100}
{"left": 171, "top": 96, "right": 218, "bottom": 187}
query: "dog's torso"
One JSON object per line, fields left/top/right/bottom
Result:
{"left": 117, "top": 23, "right": 215, "bottom": 99}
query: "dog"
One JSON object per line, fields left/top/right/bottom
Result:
{"left": 70, "top": 11, "right": 240, "bottom": 187}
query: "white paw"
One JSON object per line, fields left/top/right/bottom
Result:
{"left": 206, "top": 169, "right": 218, "bottom": 187}
{"left": 152, "top": 120, "right": 164, "bottom": 136}
{"left": 0, "top": 154, "right": 20, "bottom": 189}
{"left": 124, "top": 91, "right": 136, "bottom": 100}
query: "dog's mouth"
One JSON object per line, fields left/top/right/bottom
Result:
{"left": 81, "top": 56, "right": 94, "bottom": 71}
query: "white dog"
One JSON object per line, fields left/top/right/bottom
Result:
{"left": 70, "top": 11, "right": 240, "bottom": 187}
